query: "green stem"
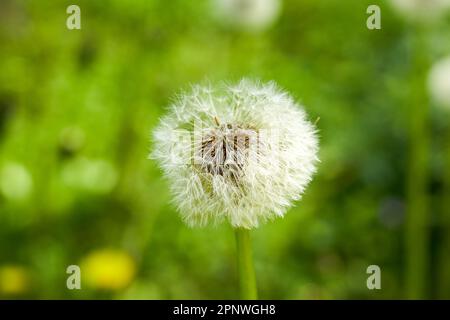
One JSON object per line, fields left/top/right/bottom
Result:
{"left": 438, "top": 128, "right": 450, "bottom": 298}
{"left": 235, "top": 228, "right": 258, "bottom": 300}
{"left": 405, "top": 26, "right": 430, "bottom": 300}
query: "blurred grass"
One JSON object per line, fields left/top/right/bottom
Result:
{"left": 0, "top": 0, "right": 449, "bottom": 299}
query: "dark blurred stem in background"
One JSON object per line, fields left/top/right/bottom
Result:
{"left": 405, "top": 26, "right": 430, "bottom": 300}
{"left": 438, "top": 129, "right": 450, "bottom": 298}
{"left": 235, "top": 228, "right": 258, "bottom": 300}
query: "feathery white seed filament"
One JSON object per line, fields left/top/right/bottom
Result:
{"left": 151, "top": 79, "right": 319, "bottom": 229}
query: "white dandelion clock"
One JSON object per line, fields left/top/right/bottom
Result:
{"left": 152, "top": 79, "right": 318, "bottom": 229}
{"left": 152, "top": 79, "right": 319, "bottom": 299}
{"left": 428, "top": 56, "right": 450, "bottom": 110}
{"left": 0, "top": 162, "right": 33, "bottom": 201}
{"left": 390, "top": 0, "right": 450, "bottom": 20}
{"left": 213, "top": 0, "right": 281, "bottom": 32}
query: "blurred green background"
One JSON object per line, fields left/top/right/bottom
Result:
{"left": 0, "top": 0, "right": 449, "bottom": 299}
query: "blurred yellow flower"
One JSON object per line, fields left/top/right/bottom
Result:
{"left": 81, "top": 249, "right": 136, "bottom": 291}
{"left": 0, "top": 265, "right": 29, "bottom": 296}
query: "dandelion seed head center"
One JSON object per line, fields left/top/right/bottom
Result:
{"left": 198, "top": 123, "right": 259, "bottom": 178}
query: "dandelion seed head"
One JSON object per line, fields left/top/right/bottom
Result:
{"left": 0, "top": 162, "right": 33, "bottom": 201}
{"left": 428, "top": 56, "right": 450, "bottom": 110}
{"left": 152, "top": 79, "right": 319, "bottom": 229}
{"left": 214, "top": 0, "right": 281, "bottom": 32}
{"left": 390, "top": 0, "right": 450, "bottom": 20}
